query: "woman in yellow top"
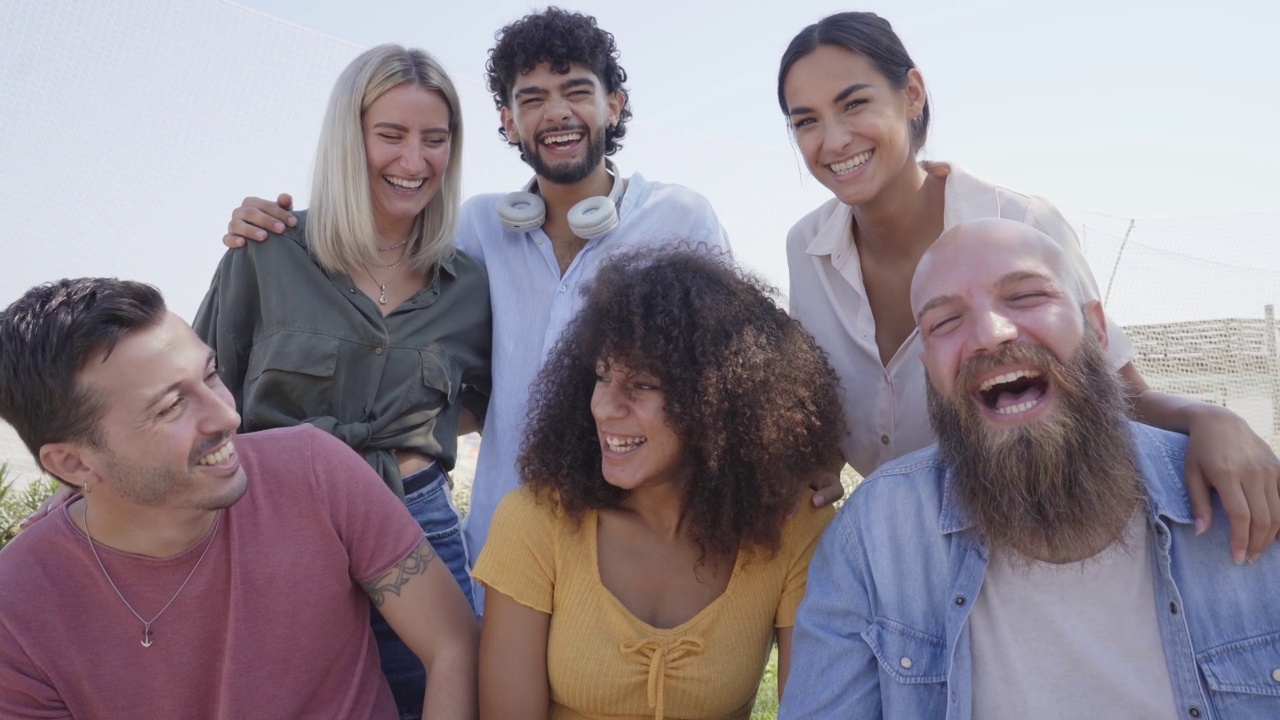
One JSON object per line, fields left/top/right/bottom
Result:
{"left": 472, "top": 248, "right": 845, "bottom": 720}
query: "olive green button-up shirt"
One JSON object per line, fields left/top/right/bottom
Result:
{"left": 194, "top": 211, "right": 491, "bottom": 497}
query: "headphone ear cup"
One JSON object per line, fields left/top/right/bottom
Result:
{"left": 497, "top": 191, "right": 546, "bottom": 231}
{"left": 567, "top": 196, "right": 620, "bottom": 240}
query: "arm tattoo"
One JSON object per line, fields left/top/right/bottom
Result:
{"left": 361, "top": 538, "right": 437, "bottom": 607}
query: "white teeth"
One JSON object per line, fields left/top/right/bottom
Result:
{"left": 996, "top": 399, "right": 1039, "bottom": 415}
{"left": 829, "top": 151, "right": 872, "bottom": 174}
{"left": 542, "top": 132, "right": 583, "bottom": 145}
{"left": 604, "top": 435, "right": 645, "bottom": 452}
{"left": 978, "top": 369, "right": 1042, "bottom": 392}
{"left": 197, "top": 441, "right": 234, "bottom": 466}
{"left": 385, "top": 176, "right": 424, "bottom": 189}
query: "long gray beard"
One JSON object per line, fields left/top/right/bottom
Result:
{"left": 927, "top": 332, "right": 1145, "bottom": 564}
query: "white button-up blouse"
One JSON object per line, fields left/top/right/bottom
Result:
{"left": 786, "top": 163, "right": 1136, "bottom": 477}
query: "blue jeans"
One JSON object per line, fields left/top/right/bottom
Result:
{"left": 370, "top": 463, "right": 475, "bottom": 720}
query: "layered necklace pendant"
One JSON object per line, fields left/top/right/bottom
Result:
{"left": 364, "top": 244, "right": 409, "bottom": 306}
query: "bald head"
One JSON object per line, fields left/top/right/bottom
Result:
{"left": 911, "top": 218, "right": 1086, "bottom": 323}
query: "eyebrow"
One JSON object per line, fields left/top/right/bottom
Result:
{"left": 143, "top": 350, "right": 217, "bottom": 412}
{"left": 787, "top": 83, "right": 872, "bottom": 117}
{"left": 915, "top": 270, "right": 1056, "bottom": 322}
{"left": 371, "top": 121, "right": 449, "bottom": 135}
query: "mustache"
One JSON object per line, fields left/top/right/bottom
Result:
{"left": 534, "top": 124, "right": 590, "bottom": 141}
{"left": 955, "top": 343, "right": 1058, "bottom": 396}
{"left": 189, "top": 433, "right": 233, "bottom": 464}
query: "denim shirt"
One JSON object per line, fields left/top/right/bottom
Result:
{"left": 781, "top": 422, "right": 1280, "bottom": 719}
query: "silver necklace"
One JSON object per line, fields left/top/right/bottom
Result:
{"left": 361, "top": 256, "right": 410, "bottom": 305}
{"left": 84, "top": 505, "right": 221, "bottom": 648}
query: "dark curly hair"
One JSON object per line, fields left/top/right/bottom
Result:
{"left": 519, "top": 247, "right": 845, "bottom": 559}
{"left": 486, "top": 7, "right": 632, "bottom": 156}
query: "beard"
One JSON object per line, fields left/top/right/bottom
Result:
{"left": 102, "top": 433, "right": 247, "bottom": 511}
{"left": 520, "top": 125, "right": 607, "bottom": 185}
{"left": 927, "top": 331, "right": 1145, "bottom": 564}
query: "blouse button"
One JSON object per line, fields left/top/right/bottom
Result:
{"left": 374, "top": 347, "right": 384, "bottom": 355}
{"left": 559, "top": 284, "right": 568, "bottom": 293}
{"left": 1272, "top": 668, "right": 1280, "bottom": 682}
{"left": 1188, "top": 707, "right": 1201, "bottom": 718}
{"left": 899, "top": 657, "right": 913, "bottom": 669}
{"left": 881, "top": 435, "right": 890, "bottom": 445}
{"left": 954, "top": 595, "right": 967, "bottom": 607}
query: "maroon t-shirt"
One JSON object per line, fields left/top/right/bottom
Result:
{"left": 0, "top": 425, "right": 423, "bottom": 719}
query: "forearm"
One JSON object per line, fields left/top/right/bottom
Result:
{"left": 422, "top": 641, "right": 479, "bottom": 720}
{"left": 1122, "top": 362, "right": 1214, "bottom": 433}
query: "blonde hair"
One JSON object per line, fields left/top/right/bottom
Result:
{"left": 308, "top": 44, "right": 463, "bottom": 276}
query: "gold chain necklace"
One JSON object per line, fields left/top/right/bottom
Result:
{"left": 84, "top": 504, "right": 221, "bottom": 648}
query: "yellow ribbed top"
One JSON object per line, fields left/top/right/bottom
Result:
{"left": 473, "top": 486, "right": 833, "bottom": 720}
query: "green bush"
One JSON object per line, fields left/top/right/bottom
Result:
{"left": 0, "top": 465, "right": 59, "bottom": 550}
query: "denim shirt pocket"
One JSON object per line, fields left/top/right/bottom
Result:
{"left": 1198, "top": 631, "right": 1280, "bottom": 717}
{"left": 243, "top": 331, "right": 340, "bottom": 425}
{"left": 864, "top": 618, "right": 948, "bottom": 685}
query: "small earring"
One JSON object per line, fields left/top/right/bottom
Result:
{"left": 82, "top": 480, "right": 92, "bottom": 495}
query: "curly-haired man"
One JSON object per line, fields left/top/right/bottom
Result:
{"left": 452, "top": 8, "right": 743, "bottom": 582}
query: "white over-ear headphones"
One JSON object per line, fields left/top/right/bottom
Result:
{"left": 497, "top": 160, "right": 624, "bottom": 240}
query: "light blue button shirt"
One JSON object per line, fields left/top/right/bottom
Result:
{"left": 455, "top": 173, "right": 731, "bottom": 584}
{"left": 781, "top": 422, "right": 1280, "bottom": 719}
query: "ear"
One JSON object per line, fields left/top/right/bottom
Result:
{"left": 606, "top": 90, "right": 626, "bottom": 128}
{"left": 38, "top": 442, "right": 99, "bottom": 491}
{"left": 500, "top": 106, "right": 520, "bottom": 144}
{"left": 1081, "top": 300, "right": 1109, "bottom": 351}
{"left": 904, "top": 68, "right": 927, "bottom": 118}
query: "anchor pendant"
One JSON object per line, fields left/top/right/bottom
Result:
{"left": 141, "top": 626, "right": 153, "bottom": 648}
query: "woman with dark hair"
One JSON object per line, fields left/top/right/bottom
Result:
{"left": 472, "top": 247, "right": 844, "bottom": 719}
{"left": 777, "top": 11, "right": 1280, "bottom": 558}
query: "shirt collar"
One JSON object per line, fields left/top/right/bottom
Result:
{"left": 804, "top": 201, "right": 854, "bottom": 257}
{"left": 938, "top": 420, "right": 1193, "bottom": 535}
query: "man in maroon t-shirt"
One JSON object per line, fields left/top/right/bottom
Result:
{"left": 0, "top": 278, "right": 478, "bottom": 719}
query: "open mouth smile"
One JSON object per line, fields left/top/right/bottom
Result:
{"left": 828, "top": 150, "right": 872, "bottom": 176}
{"left": 974, "top": 368, "right": 1049, "bottom": 417}
{"left": 602, "top": 433, "right": 645, "bottom": 455}
{"left": 383, "top": 175, "right": 426, "bottom": 193}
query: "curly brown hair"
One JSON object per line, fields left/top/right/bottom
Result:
{"left": 518, "top": 247, "right": 844, "bottom": 558}
{"left": 486, "top": 7, "right": 631, "bottom": 155}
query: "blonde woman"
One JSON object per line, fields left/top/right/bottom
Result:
{"left": 195, "top": 44, "right": 489, "bottom": 719}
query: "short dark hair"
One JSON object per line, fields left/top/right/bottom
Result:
{"left": 778, "top": 12, "right": 931, "bottom": 151}
{"left": 0, "top": 278, "right": 166, "bottom": 482}
{"left": 486, "top": 7, "right": 632, "bottom": 156}
{"left": 519, "top": 247, "right": 845, "bottom": 559}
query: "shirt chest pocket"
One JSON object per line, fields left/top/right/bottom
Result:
{"left": 243, "top": 331, "right": 340, "bottom": 425}
{"left": 864, "top": 618, "right": 948, "bottom": 685}
{"left": 1198, "top": 632, "right": 1280, "bottom": 716}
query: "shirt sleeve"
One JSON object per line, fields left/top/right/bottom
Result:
{"left": 777, "top": 502, "right": 884, "bottom": 719}
{"left": 193, "top": 248, "right": 255, "bottom": 421}
{"left": 774, "top": 501, "right": 835, "bottom": 628}
{"left": 0, "top": 624, "right": 66, "bottom": 719}
{"left": 470, "top": 488, "right": 559, "bottom": 614}
{"left": 1024, "top": 196, "right": 1137, "bottom": 370}
{"left": 303, "top": 426, "right": 423, "bottom": 583}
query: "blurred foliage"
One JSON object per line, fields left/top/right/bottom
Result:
{"left": 0, "top": 465, "right": 59, "bottom": 550}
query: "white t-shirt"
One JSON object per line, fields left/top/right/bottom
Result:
{"left": 786, "top": 163, "right": 1136, "bottom": 477}
{"left": 969, "top": 511, "right": 1179, "bottom": 719}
